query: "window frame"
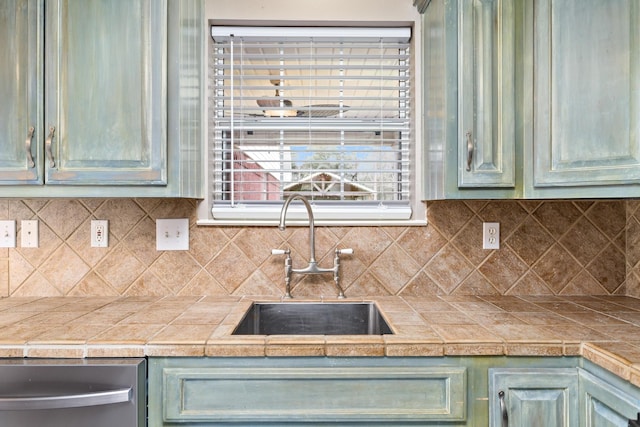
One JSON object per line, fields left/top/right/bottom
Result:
{"left": 198, "top": 4, "right": 424, "bottom": 226}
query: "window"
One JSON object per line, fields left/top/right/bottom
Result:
{"left": 207, "top": 25, "right": 421, "bottom": 224}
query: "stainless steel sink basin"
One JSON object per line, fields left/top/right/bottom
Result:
{"left": 232, "top": 302, "right": 393, "bottom": 335}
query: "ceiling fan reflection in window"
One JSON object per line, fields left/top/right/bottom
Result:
{"left": 256, "top": 79, "right": 348, "bottom": 118}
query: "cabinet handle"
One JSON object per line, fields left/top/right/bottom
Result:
{"left": 25, "top": 126, "right": 35, "bottom": 168}
{"left": 0, "top": 387, "right": 131, "bottom": 410}
{"left": 498, "top": 390, "right": 508, "bottom": 427}
{"left": 465, "top": 131, "right": 473, "bottom": 171}
{"left": 45, "top": 126, "right": 55, "bottom": 168}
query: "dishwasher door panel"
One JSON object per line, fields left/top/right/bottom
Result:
{"left": 0, "top": 358, "right": 146, "bottom": 427}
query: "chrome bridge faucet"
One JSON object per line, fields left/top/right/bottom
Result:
{"left": 271, "top": 194, "right": 352, "bottom": 299}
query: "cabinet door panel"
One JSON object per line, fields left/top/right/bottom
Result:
{"left": 45, "top": 0, "right": 166, "bottom": 185}
{"left": 0, "top": 0, "right": 41, "bottom": 184}
{"left": 489, "top": 368, "right": 579, "bottom": 427}
{"left": 533, "top": 0, "right": 640, "bottom": 186}
{"left": 162, "top": 366, "right": 467, "bottom": 424}
{"left": 458, "top": 0, "right": 515, "bottom": 187}
{"left": 580, "top": 369, "right": 640, "bottom": 427}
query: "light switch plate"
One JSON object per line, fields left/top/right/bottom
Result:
{"left": 156, "top": 218, "right": 189, "bottom": 251}
{"left": 0, "top": 220, "right": 16, "bottom": 248}
{"left": 21, "top": 220, "right": 38, "bottom": 248}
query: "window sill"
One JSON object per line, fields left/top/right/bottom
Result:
{"left": 196, "top": 218, "right": 427, "bottom": 227}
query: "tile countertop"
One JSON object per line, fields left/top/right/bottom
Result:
{"left": 1, "top": 294, "right": 640, "bottom": 387}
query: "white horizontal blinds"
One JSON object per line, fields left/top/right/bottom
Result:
{"left": 211, "top": 26, "right": 411, "bottom": 213}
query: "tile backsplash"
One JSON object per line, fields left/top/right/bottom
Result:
{"left": 0, "top": 199, "right": 635, "bottom": 299}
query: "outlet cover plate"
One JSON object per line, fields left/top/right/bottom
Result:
{"left": 0, "top": 220, "right": 16, "bottom": 248}
{"left": 482, "top": 222, "right": 500, "bottom": 250}
{"left": 156, "top": 218, "right": 189, "bottom": 251}
{"left": 91, "top": 220, "right": 109, "bottom": 248}
{"left": 21, "top": 220, "right": 38, "bottom": 248}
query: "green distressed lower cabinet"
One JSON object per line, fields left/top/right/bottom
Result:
{"left": 488, "top": 368, "right": 579, "bottom": 427}
{"left": 148, "top": 358, "right": 467, "bottom": 426}
{"left": 148, "top": 357, "right": 640, "bottom": 426}
{"left": 579, "top": 364, "right": 640, "bottom": 427}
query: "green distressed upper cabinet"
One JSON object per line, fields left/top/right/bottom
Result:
{"left": 530, "top": 0, "right": 640, "bottom": 190}
{"left": 0, "top": 0, "right": 40, "bottom": 185}
{"left": 0, "top": 0, "right": 203, "bottom": 197}
{"left": 424, "top": 0, "right": 518, "bottom": 199}
{"left": 45, "top": 0, "right": 166, "bottom": 186}
{"left": 489, "top": 368, "right": 580, "bottom": 427}
{"left": 458, "top": 0, "right": 515, "bottom": 188}
{"left": 424, "top": 0, "right": 640, "bottom": 200}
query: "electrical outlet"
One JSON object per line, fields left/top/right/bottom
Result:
{"left": 21, "top": 220, "right": 38, "bottom": 248}
{"left": 482, "top": 222, "right": 500, "bottom": 250}
{"left": 156, "top": 218, "right": 189, "bottom": 251}
{"left": 91, "top": 220, "right": 109, "bottom": 248}
{"left": 0, "top": 220, "right": 16, "bottom": 248}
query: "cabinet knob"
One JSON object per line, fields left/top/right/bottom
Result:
{"left": 45, "top": 126, "right": 56, "bottom": 168}
{"left": 466, "top": 131, "right": 473, "bottom": 172}
{"left": 25, "top": 126, "right": 35, "bottom": 168}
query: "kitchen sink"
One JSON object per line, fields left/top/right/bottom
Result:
{"left": 232, "top": 302, "right": 393, "bottom": 335}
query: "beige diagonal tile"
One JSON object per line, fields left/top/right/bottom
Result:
{"left": 478, "top": 246, "right": 528, "bottom": 294}
{"left": 532, "top": 244, "right": 583, "bottom": 293}
{"left": 424, "top": 244, "right": 474, "bottom": 293}
{"left": 148, "top": 251, "right": 201, "bottom": 294}
{"left": 94, "top": 199, "right": 146, "bottom": 240}
{"left": 96, "top": 246, "right": 146, "bottom": 293}
{"left": 398, "top": 223, "right": 447, "bottom": 266}
{"left": 532, "top": 201, "right": 582, "bottom": 237}
{"left": 39, "top": 200, "right": 90, "bottom": 240}
{"left": 560, "top": 217, "right": 609, "bottom": 266}
{"left": 39, "top": 244, "right": 90, "bottom": 294}
{"left": 587, "top": 201, "right": 626, "bottom": 238}
{"left": 369, "top": 244, "right": 421, "bottom": 294}
{"left": 120, "top": 216, "right": 159, "bottom": 267}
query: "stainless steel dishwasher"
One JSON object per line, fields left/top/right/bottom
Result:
{"left": 0, "top": 358, "right": 146, "bottom": 427}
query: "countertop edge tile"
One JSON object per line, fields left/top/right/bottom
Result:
{"left": 582, "top": 343, "right": 631, "bottom": 381}
{"left": 26, "top": 345, "right": 86, "bottom": 359}
{"left": 86, "top": 345, "right": 146, "bottom": 358}
{"left": 145, "top": 344, "right": 206, "bottom": 357}
{"left": 630, "top": 365, "right": 640, "bottom": 389}
{"left": 0, "top": 345, "right": 25, "bottom": 357}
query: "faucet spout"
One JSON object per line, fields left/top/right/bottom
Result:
{"left": 278, "top": 193, "right": 316, "bottom": 263}
{"left": 273, "top": 193, "right": 350, "bottom": 298}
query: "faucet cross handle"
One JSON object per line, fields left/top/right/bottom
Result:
{"left": 271, "top": 248, "right": 293, "bottom": 298}
{"left": 332, "top": 248, "right": 354, "bottom": 299}
{"left": 271, "top": 249, "right": 290, "bottom": 255}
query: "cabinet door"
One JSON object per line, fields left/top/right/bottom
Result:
{"left": 533, "top": 0, "right": 640, "bottom": 187}
{"left": 580, "top": 369, "right": 640, "bottom": 427}
{"left": 44, "top": 0, "right": 167, "bottom": 185}
{"left": 0, "top": 0, "right": 42, "bottom": 184}
{"left": 458, "top": 0, "right": 515, "bottom": 188}
{"left": 489, "top": 368, "right": 579, "bottom": 427}
{"left": 159, "top": 366, "right": 466, "bottom": 424}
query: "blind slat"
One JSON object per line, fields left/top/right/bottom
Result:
{"left": 210, "top": 26, "right": 412, "bottom": 205}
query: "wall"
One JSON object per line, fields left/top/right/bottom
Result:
{"left": 0, "top": 199, "right": 630, "bottom": 298}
